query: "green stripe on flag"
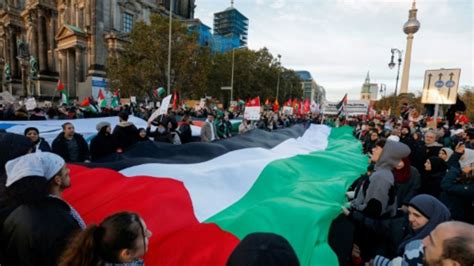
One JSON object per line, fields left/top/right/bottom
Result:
{"left": 207, "top": 126, "right": 368, "bottom": 265}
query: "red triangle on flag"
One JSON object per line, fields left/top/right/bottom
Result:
{"left": 57, "top": 80, "right": 65, "bottom": 91}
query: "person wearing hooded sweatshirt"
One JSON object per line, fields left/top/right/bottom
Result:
{"left": 351, "top": 139, "right": 411, "bottom": 218}
{"left": 420, "top": 156, "right": 447, "bottom": 198}
{"left": 112, "top": 111, "right": 139, "bottom": 152}
{"left": 90, "top": 122, "right": 117, "bottom": 162}
{"left": 440, "top": 144, "right": 474, "bottom": 223}
{"left": 24, "top": 127, "right": 51, "bottom": 152}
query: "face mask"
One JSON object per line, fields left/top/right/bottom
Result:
{"left": 158, "top": 127, "right": 165, "bottom": 134}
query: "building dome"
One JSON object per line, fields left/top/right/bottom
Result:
{"left": 403, "top": 18, "right": 420, "bottom": 34}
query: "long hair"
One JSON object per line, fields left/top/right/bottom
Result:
{"left": 59, "top": 212, "right": 144, "bottom": 266}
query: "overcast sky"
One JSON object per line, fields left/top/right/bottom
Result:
{"left": 194, "top": 0, "right": 473, "bottom": 101}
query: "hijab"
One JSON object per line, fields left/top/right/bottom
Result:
{"left": 427, "top": 156, "right": 448, "bottom": 176}
{"left": 393, "top": 157, "right": 412, "bottom": 183}
{"left": 398, "top": 194, "right": 451, "bottom": 253}
{"left": 440, "top": 148, "right": 453, "bottom": 162}
{"left": 460, "top": 148, "right": 474, "bottom": 169}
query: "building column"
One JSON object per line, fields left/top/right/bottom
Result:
{"left": 30, "top": 12, "right": 39, "bottom": 59}
{"left": 38, "top": 8, "right": 48, "bottom": 72}
{"left": 59, "top": 49, "right": 67, "bottom": 89}
{"left": 67, "top": 49, "right": 76, "bottom": 97}
{"left": 49, "top": 12, "right": 58, "bottom": 72}
{"left": 75, "top": 46, "right": 84, "bottom": 83}
{"left": 9, "top": 28, "right": 19, "bottom": 79}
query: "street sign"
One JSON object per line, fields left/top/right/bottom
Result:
{"left": 221, "top": 86, "right": 232, "bottom": 90}
{"left": 322, "top": 100, "right": 369, "bottom": 116}
{"left": 421, "top": 68, "right": 461, "bottom": 105}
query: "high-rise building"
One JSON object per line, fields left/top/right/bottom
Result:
{"left": 296, "top": 71, "right": 326, "bottom": 104}
{"left": 0, "top": 0, "right": 195, "bottom": 98}
{"left": 213, "top": 2, "right": 248, "bottom": 50}
{"left": 360, "top": 71, "right": 378, "bottom": 101}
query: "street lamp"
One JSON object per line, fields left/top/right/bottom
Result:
{"left": 276, "top": 54, "right": 282, "bottom": 100}
{"left": 167, "top": 0, "right": 174, "bottom": 95}
{"left": 230, "top": 46, "right": 245, "bottom": 102}
{"left": 388, "top": 48, "right": 402, "bottom": 113}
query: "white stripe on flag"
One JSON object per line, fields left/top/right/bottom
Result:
{"left": 119, "top": 125, "right": 331, "bottom": 221}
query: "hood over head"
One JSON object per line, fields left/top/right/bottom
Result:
{"left": 375, "top": 140, "right": 411, "bottom": 170}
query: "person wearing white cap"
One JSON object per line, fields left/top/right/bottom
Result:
{"left": 1, "top": 152, "right": 83, "bottom": 266}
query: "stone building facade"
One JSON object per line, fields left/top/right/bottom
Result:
{"left": 0, "top": 0, "right": 195, "bottom": 99}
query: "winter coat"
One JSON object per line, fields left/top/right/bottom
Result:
{"left": 112, "top": 122, "right": 139, "bottom": 151}
{"left": 420, "top": 157, "right": 447, "bottom": 198}
{"left": 32, "top": 137, "right": 51, "bottom": 152}
{"left": 411, "top": 142, "right": 443, "bottom": 176}
{"left": 52, "top": 133, "right": 90, "bottom": 163}
{"left": 352, "top": 140, "right": 411, "bottom": 218}
{"left": 146, "top": 127, "right": 172, "bottom": 143}
{"left": 90, "top": 132, "right": 117, "bottom": 162}
{"left": 177, "top": 123, "right": 192, "bottom": 144}
{"left": 0, "top": 197, "right": 81, "bottom": 266}
{"left": 440, "top": 152, "right": 474, "bottom": 222}
{"left": 396, "top": 166, "right": 421, "bottom": 207}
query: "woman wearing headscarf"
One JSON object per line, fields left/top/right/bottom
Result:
{"left": 90, "top": 122, "right": 117, "bottom": 162}
{"left": 24, "top": 127, "right": 51, "bottom": 152}
{"left": 363, "top": 131, "right": 379, "bottom": 154}
{"left": 420, "top": 156, "right": 448, "bottom": 198}
{"left": 346, "top": 194, "right": 451, "bottom": 263}
{"left": 440, "top": 144, "right": 474, "bottom": 223}
{"left": 393, "top": 157, "right": 421, "bottom": 209}
{"left": 372, "top": 194, "right": 451, "bottom": 265}
{"left": 438, "top": 147, "right": 453, "bottom": 162}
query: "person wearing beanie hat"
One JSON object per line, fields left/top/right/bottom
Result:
{"left": 227, "top": 233, "right": 300, "bottom": 266}
{"left": 1, "top": 152, "right": 83, "bottom": 266}
{"left": 438, "top": 147, "right": 453, "bottom": 162}
{"left": 24, "top": 127, "right": 51, "bottom": 152}
{"left": 90, "top": 121, "right": 117, "bottom": 162}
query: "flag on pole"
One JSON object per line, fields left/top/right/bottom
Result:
{"left": 249, "top": 96, "right": 260, "bottom": 107}
{"left": 264, "top": 98, "right": 270, "bottom": 106}
{"left": 157, "top": 87, "right": 166, "bottom": 98}
{"left": 303, "top": 99, "right": 310, "bottom": 114}
{"left": 98, "top": 89, "right": 107, "bottom": 108}
{"left": 336, "top": 94, "right": 348, "bottom": 118}
{"left": 273, "top": 99, "right": 280, "bottom": 112}
{"left": 111, "top": 89, "right": 120, "bottom": 108}
{"left": 57, "top": 80, "right": 65, "bottom": 91}
{"left": 172, "top": 91, "right": 178, "bottom": 110}
{"left": 310, "top": 100, "right": 320, "bottom": 114}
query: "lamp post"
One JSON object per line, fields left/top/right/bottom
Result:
{"left": 276, "top": 54, "right": 281, "bottom": 101}
{"left": 167, "top": 0, "right": 173, "bottom": 95}
{"left": 230, "top": 46, "right": 245, "bottom": 102}
{"left": 388, "top": 48, "right": 402, "bottom": 113}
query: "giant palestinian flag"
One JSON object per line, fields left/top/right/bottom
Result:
{"left": 59, "top": 124, "right": 368, "bottom": 265}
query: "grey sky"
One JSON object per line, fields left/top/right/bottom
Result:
{"left": 194, "top": 0, "right": 473, "bottom": 101}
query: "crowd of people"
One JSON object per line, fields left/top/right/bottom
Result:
{"left": 336, "top": 105, "right": 474, "bottom": 266}
{"left": 0, "top": 99, "right": 473, "bottom": 265}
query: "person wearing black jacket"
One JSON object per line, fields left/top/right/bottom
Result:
{"left": 146, "top": 121, "right": 172, "bottom": 143}
{"left": 90, "top": 122, "right": 117, "bottom": 162}
{"left": 420, "top": 156, "right": 447, "bottom": 198}
{"left": 1, "top": 153, "right": 83, "bottom": 266}
{"left": 24, "top": 127, "right": 51, "bottom": 152}
{"left": 112, "top": 111, "right": 139, "bottom": 152}
{"left": 177, "top": 115, "right": 193, "bottom": 144}
{"left": 52, "top": 122, "right": 90, "bottom": 163}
